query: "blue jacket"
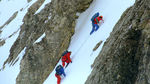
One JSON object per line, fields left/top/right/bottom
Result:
{"left": 56, "top": 65, "right": 66, "bottom": 77}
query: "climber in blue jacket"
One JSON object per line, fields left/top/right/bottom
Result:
{"left": 55, "top": 65, "right": 66, "bottom": 84}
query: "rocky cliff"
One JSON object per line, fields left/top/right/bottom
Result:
{"left": 85, "top": 0, "right": 150, "bottom": 84}
{"left": 2, "top": 0, "right": 92, "bottom": 84}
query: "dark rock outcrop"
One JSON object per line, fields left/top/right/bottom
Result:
{"left": 0, "top": 39, "right": 5, "bottom": 47}
{"left": 93, "top": 40, "right": 103, "bottom": 51}
{"left": 2, "top": 0, "right": 93, "bottom": 84}
{"left": 85, "top": 0, "right": 150, "bottom": 84}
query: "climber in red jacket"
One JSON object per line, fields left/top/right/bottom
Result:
{"left": 90, "top": 15, "right": 104, "bottom": 35}
{"left": 61, "top": 50, "right": 72, "bottom": 68}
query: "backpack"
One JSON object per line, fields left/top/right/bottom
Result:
{"left": 55, "top": 65, "right": 63, "bottom": 75}
{"left": 91, "top": 12, "right": 99, "bottom": 22}
{"left": 61, "top": 50, "right": 68, "bottom": 56}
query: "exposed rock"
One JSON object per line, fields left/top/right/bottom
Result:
{"left": 85, "top": 0, "right": 150, "bottom": 84}
{"left": 0, "top": 39, "right": 5, "bottom": 47}
{"left": 27, "top": 0, "right": 32, "bottom": 3}
{"left": 93, "top": 40, "right": 103, "bottom": 51}
{"left": 3, "top": 0, "right": 46, "bottom": 66}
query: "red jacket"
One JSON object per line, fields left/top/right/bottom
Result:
{"left": 94, "top": 17, "right": 103, "bottom": 24}
{"left": 61, "top": 52, "right": 72, "bottom": 67}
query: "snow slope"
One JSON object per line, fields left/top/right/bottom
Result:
{"left": 44, "top": 0, "right": 135, "bottom": 84}
{"left": 0, "top": 0, "right": 135, "bottom": 84}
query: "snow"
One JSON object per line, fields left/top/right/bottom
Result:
{"left": 0, "top": 0, "right": 38, "bottom": 39}
{"left": 0, "top": 0, "right": 38, "bottom": 67}
{"left": 44, "top": 0, "right": 135, "bottom": 84}
{"left": 0, "top": 29, "right": 20, "bottom": 68}
{"left": 0, "top": 0, "right": 135, "bottom": 84}
{"left": 0, "top": 47, "right": 26, "bottom": 84}
{"left": 34, "top": 33, "right": 46, "bottom": 43}
{"left": 34, "top": 0, "right": 51, "bottom": 14}
{"left": 0, "top": 0, "right": 38, "bottom": 84}
{"left": 0, "top": 0, "right": 27, "bottom": 26}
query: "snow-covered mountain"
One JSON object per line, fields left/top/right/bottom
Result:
{"left": 44, "top": 0, "right": 136, "bottom": 84}
{"left": 0, "top": 0, "right": 149, "bottom": 84}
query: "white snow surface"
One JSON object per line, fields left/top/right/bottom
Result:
{"left": 34, "top": 0, "right": 51, "bottom": 14}
{"left": 34, "top": 33, "right": 46, "bottom": 43}
{"left": 0, "top": 0, "right": 135, "bottom": 84}
{"left": 44, "top": 0, "right": 135, "bottom": 84}
{"left": 0, "top": 47, "right": 26, "bottom": 84}
{"left": 0, "top": 0, "right": 27, "bottom": 26}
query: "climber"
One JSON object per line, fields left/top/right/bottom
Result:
{"left": 61, "top": 50, "right": 72, "bottom": 68}
{"left": 90, "top": 12, "right": 104, "bottom": 35}
{"left": 55, "top": 65, "right": 66, "bottom": 84}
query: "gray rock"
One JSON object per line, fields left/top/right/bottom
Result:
{"left": 0, "top": 39, "right": 5, "bottom": 47}
{"left": 93, "top": 40, "right": 103, "bottom": 51}
{"left": 85, "top": 0, "right": 150, "bottom": 84}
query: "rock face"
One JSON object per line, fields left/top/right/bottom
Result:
{"left": 85, "top": 0, "right": 150, "bottom": 84}
{"left": 3, "top": 0, "right": 92, "bottom": 84}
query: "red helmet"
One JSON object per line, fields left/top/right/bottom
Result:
{"left": 99, "top": 16, "right": 103, "bottom": 18}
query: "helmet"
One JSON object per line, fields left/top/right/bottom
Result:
{"left": 99, "top": 16, "right": 103, "bottom": 18}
